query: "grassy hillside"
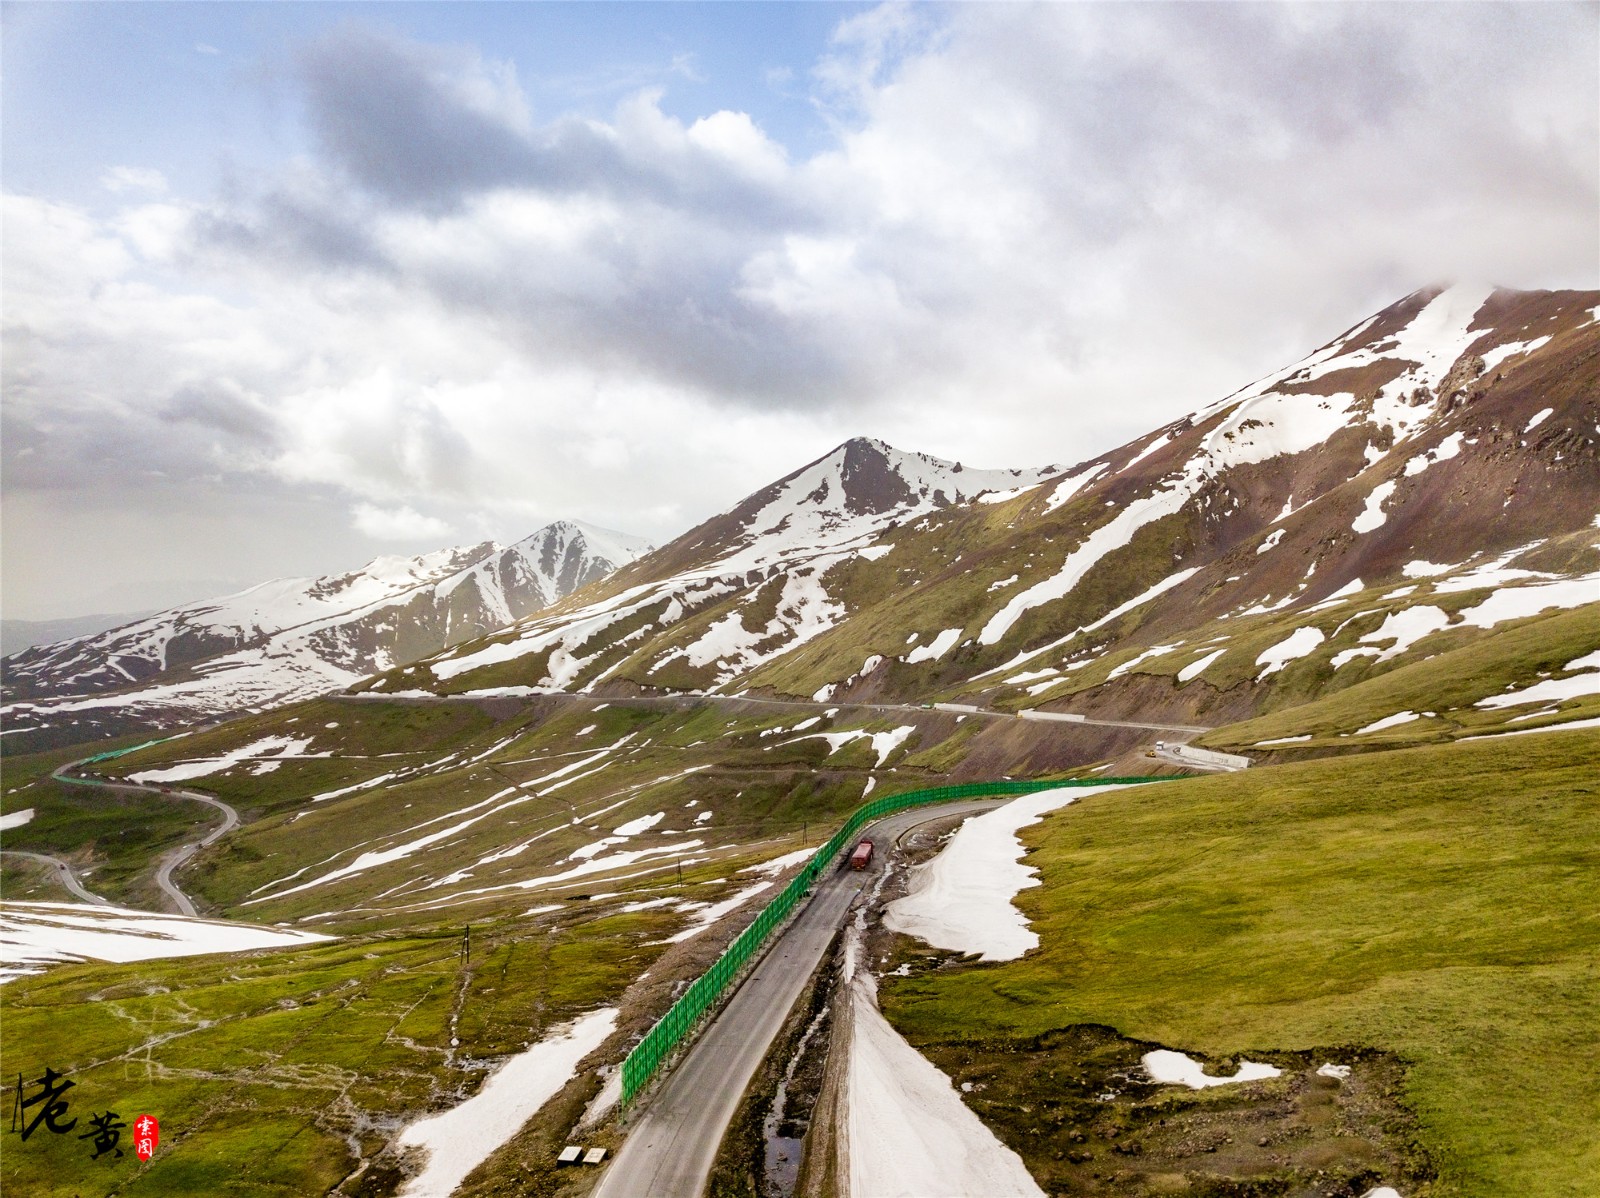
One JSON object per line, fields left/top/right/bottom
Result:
{"left": 881, "top": 729, "right": 1600, "bottom": 1196}
{"left": 0, "top": 911, "right": 662, "bottom": 1198}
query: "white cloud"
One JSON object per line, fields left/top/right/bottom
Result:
{"left": 351, "top": 503, "right": 453, "bottom": 541}
{"left": 3, "top": 5, "right": 1596, "bottom": 616}
{"left": 100, "top": 166, "right": 169, "bottom": 195}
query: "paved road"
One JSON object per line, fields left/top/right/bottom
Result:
{"left": 50, "top": 763, "right": 240, "bottom": 916}
{"left": 591, "top": 798, "right": 1007, "bottom": 1198}
{"left": 150, "top": 791, "right": 239, "bottom": 916}
{"left": 0, "top": 849, "right": 111, "bottom": 905}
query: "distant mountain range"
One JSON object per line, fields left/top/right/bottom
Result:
{"left": 2, "top": 612, "right": 157, "bottom": 658}
{"left": 1, "top": 521, "right": 651, "bottom": 749}
{"left": 368, "top": 284, "right": 1598, "bottom": 746}
{"left": 9, "top": 285, "right": 1597, "bottom": 755}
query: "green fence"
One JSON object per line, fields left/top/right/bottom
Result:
{"left": 76, "top": 738, "right": 176, "bottom": 766}
{"left": 619, "top": 774, "right": 1166, "bottom": 1105}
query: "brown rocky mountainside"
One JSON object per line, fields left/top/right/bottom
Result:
{"left": 364, "top": 285, "right": 1596, "bottom": 748}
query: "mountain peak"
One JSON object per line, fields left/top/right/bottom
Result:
{"left": 692, "top": 437, "right": 1061, "bottom": 572}
{"left": 2, "top": 517, "right": 651, "bottom": 749}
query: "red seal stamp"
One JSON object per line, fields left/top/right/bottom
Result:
{"left": 133, "top": 1114, "right": 159, "bottom": 1162}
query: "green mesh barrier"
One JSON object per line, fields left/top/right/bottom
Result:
{"left": 75, "top": 738, "right": 177, "bottom": 766}
{"left": 620, "top": 775, "right": 1167, "bottom": 1105}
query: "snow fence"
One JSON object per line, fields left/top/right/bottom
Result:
{"left": 620, "top": 775, "right": 1165, "bottom": 1106}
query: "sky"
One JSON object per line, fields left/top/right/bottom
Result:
{"left": 3, "top": 1, "right": 1596, "bottom": 620}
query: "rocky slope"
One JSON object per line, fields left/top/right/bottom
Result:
{"left": 375, "top": 438, "right": 1060, "bottom": 696}
{"left": 376, "top": 285, "right": 1598, "bottom": 745}
{"left": 1, "top": 521, "right": 650, "bottom": 748}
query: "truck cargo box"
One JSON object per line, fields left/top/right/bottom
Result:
{"left": 850, "top": 840, "right": 874, "bottom": 870}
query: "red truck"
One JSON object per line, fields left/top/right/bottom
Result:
{"left": 849, "top": 840, "right": 874, "bottom": 870}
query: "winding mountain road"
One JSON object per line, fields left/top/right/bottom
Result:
{"left": 49, "top": 762, "right": 239, "bottom": 916}
{"left": 0, "top": 849, "right": 111, "bottom": 905}
{"left": 592, "top": 797, "right": 1008, "bottom": 1198}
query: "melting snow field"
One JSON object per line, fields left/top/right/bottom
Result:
{"left": 0, "top": 902, "right": 332, "bottom": 983}
{"left": 904, "top": 628, "right": 963, "bottom": 664}
{"left": 396, "top": 1007, "right": 617, "bottom": 1198}
{"left": 662, "top": 879, "right": 773, "bottom": 944}
{"left": 1255, "top": 627, "right": 1325, "bottom": 678}
{"left": 846, "top": 975, "right": 1044, "bottom": 1198}
{"left": 884, "top": 785, "right": 1128, "bottom": 961}
{"left": 0, "top": 807, "right": 35, "bottom": 831}
{"left": 796, "top": 725, "right": 918, "bottom": 767}
{"left": 1177, "top": 648, "right": 1226, "bottom": 683}
{"left": 1142, "top": 1049, "right": 1281, "bottom": 1089}
{"left": 1354, "top": 711, "right": 1426, "bottom": 735}
{"left": 128, "top": 735, "right": 323, "bottom": 783}
{"left": 740, "top": 847, "right": 815, "bottom": 876}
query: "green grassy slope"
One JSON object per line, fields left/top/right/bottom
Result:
{"left": 1198, "top": 603, "right": 1600, "bottom": 753}
{"left": 0, "top": 912, "right": 659, "bottom": 1198}
{"left": 882, "top": 730, "right": 1600, "bottom": 1197}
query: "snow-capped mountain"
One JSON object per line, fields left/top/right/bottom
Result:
{"left": 2, "top": 521, "right": 651, "bottom": 747}
{"left": 638, "top": 437, "right": 1060, "bottom": 579}
{"left": 401, "top": 439, "right": 1063, "bottom": 695}
{"left": 377, "top": 285, "right": 1598, "bottom": 734}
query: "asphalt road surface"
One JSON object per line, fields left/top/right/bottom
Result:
{"left": 591, "top": 797, "right": 1008, "bottom": 1198}
{"left": 50, "top": 763, "right": 240, "bottom": 916}
{"left": 0, "top": 849, "right": 110, "bottom": 905}
{"left": 150, "top": 791, "right": 239, "bottom": 916}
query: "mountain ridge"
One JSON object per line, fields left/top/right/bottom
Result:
{"left": 377, "top": 284, "right": 1598, "bottom": 746}
{"left": 1, "top": 519, "right": 652, "bottom": 748}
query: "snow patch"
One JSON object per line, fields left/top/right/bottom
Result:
{"left": 1177, "top": 649, "right": 1225, "bottom": 683}
{"left": 1042, "top": 462, "right": 1108, "bottom": 512}
{"left": 1481, "top": 335, "right": 1551, "bottom": 373}
{"left": 1142, "top": 1049, "right": 1281, "bottom": 1089}
{"left": 1, "top": 901, "right": 331, "bottom": 982}
{"left": 980, "top": 486, "right": 1190, "bottom": 645}
{"left": 613, "top": 811, "right": 665, "bottom": 837}
{"left": 1455, "top": 573, "right": 1600, "bottom": 627}
{"left": 396, "top": 1008, "right": 617, "bottom": 1198}
{"left": 905, "top": 628, "right": 962, "bottom": 664}
{"left": 845, "top": 974, "right": 1044, "bottom": 1197}
{"left": 1352, "top": 480, "right": 1397, "bottom": 534}
{"left": 1476, "top": 668, "right": 1599, "bottom": 710}
{"left": 1084, "top": 568, "right": 1201, "bottom": 633}
{"left": 1106, "top": 644, "right": 1179, "bottom": 680}
{"left": 1403, "top": 559, "right": 1455, "bottom": 578}
{"left": 1358, "top": 606, "right": 1450, "bottom": 663}
{"left": 1354, "top": 711, "right": 1423, "bottom": 735}
{"left": 739, "top": 847, "right": 814, "bottom": 876}
{"left": 662, "top": 880, "right": 773, "bottom": 944}
{"left": 128, "top": 735, "right": 320, "bottom": 783}
{"left": 885, "top": 786, "right": 1127, "bottom": 961}
{"left": 796, "top": 725, "right": 916, "bottom": 766}
{"left": 0, "top": 808, "right": 35, "bottom": 832}
{"left": 1402, "top": 432, "right": 1466, "bottom": 478}
{"left": 1255, "top": 628, "right": 1325, "bottom": 678}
